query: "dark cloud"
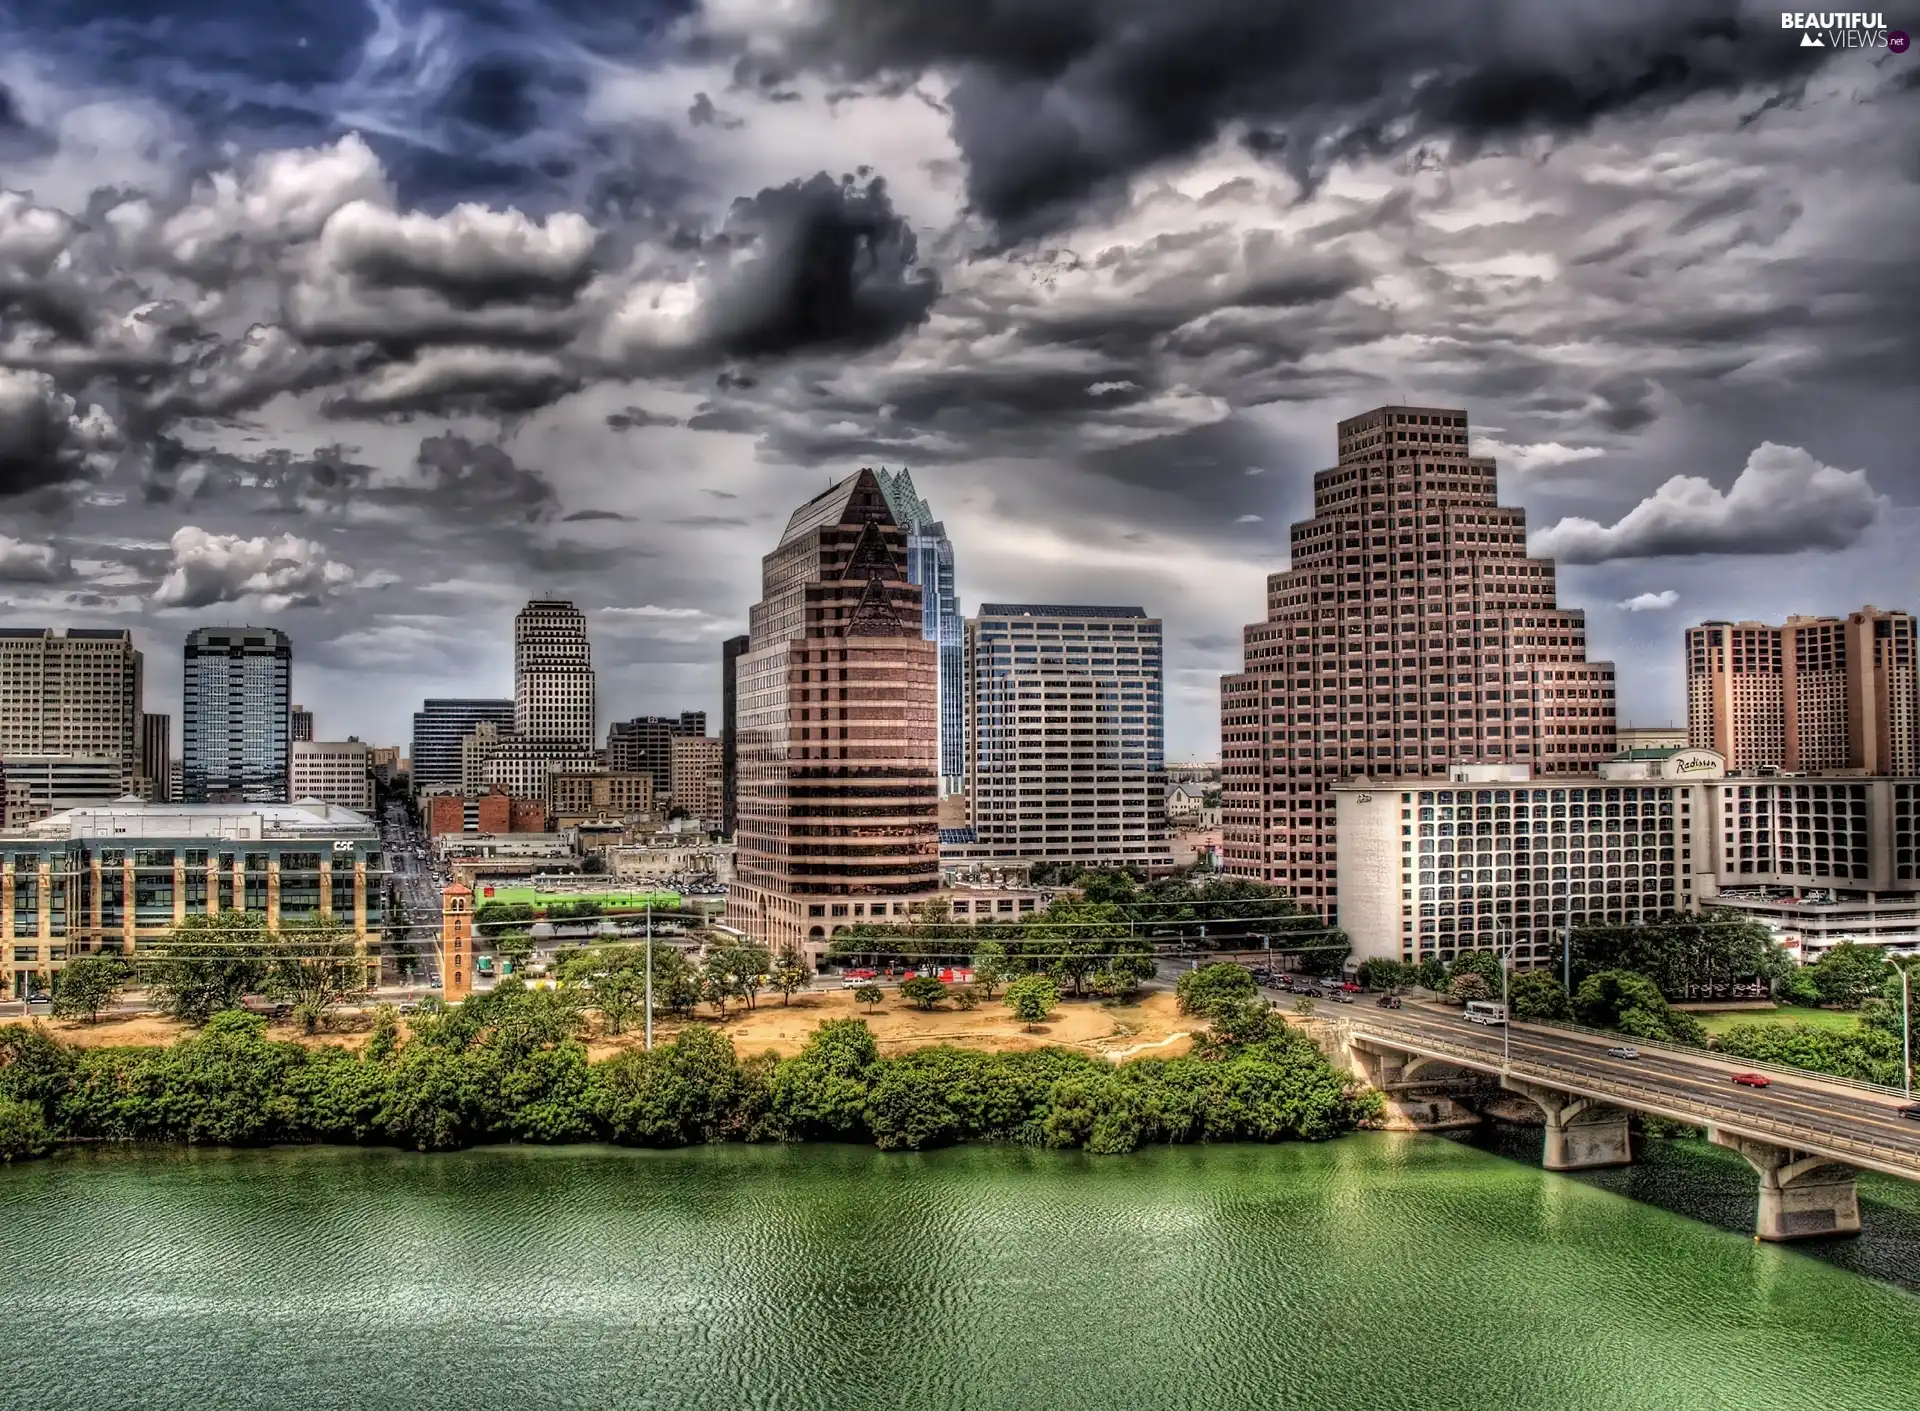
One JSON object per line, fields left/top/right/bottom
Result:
{"left": 561, "top": 508, "right": 633, "bottom": 522}
{"left": 0, "top": 370, "right": 114, "bottom": 499}
{"left": 738, "top": 0, "right": 1832, "bottom": 233}
{"left": 605, "top": 405, "right": 684, "bottom": 430}
{"left": 412, "top": 434, "right": 558, "bottom": 519}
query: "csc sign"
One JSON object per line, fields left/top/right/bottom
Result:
{"left": 332, "top": 840, "right": 356, "bottom": 852}
{"left": 1659, "top": 749, "right": 1726, "bottom": 780}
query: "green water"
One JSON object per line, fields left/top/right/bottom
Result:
{"left": 4, "top": 1136, "right": 1919, "bottom": 1411}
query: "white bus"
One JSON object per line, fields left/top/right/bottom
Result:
{"left": 1464, "top": 1001, "right": 1507, "bottom": 1026}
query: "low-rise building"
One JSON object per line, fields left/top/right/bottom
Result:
{"left": 0, "top": 755, "right": 126, "bottom": 827}
{"left": 1, "top": 800, "right": 384, "bottom": 997}
{"left": 548, "top": 770, "right": 655, "bottom": 822}
{"left": 427, "top": 790, "right": 547, "bottom": 838}
{"left": 290, "top": 740, "right": 373, "bottom": 813}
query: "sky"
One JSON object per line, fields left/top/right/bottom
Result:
{"left": 0, "top": 1, "right": 1915, "bottom": 761}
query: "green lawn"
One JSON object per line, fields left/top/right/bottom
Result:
{"left": 1691, "top": 1004, "right": 1864, "bottom": 1036}
{"left": 476, "top": 886, "right": 682, "bottom": 911}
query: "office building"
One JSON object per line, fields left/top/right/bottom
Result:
{"left": 877, "top": 469, "right": 965, "bottom": 794}
{"left": 1616, "top": 725, "right": 1688, "bottom": 753}
{"left": 290, "top": 704, "right": 314, "bottom": 743}
{"left": 960, "top": 604, "right": 1173, "bottom": 872}
{"left": 548, "top": 771, "right": 655, "bottom": 822}
{"left": 671, "top": 735, "right": 723, "bottom": 821}
{"left": 0, "top": 754, "right": 125, "bottom": 827}
{"left": 182, "top": 627, "right": 293, "bottom": 804}
{"left": 410, "top": 699, "right": 514, "bottom": 788}
{"left": 1221, "top": 406, "right": 1617, "bottom": 915}
{"left": 607, "top": 712, "right": 706, "bottom": 801}
{"left": 290, "top": 740, "right": 374, "bottom": 812}
{"left": 1687, "top": 607, "right": 1919, "bottom": 776}
{"left": 0, "top": 628, "right": 144, "bottom": 786}
{"left": 722, "top": 634, "right": 749, "bottom": 836}
{"left": 514, "top": 599, "right": 595, "bottom": 747}
{"left": 726, "top": 468, "right": 940, "bottom": 952}
{"left": 481, "top": 737, "right": 596, "bottom": 800}
{"left": 1, "top": 799, "right": 384, "bottom": 997}
{"left": 460, "top": 720, "right": 507, "bottom": 797}
{"left": 141, "top": 712, "right": 172, "bottom": 802}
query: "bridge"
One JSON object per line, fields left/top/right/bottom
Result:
{"left": 1320, "top": 1004, "right": 1920, "bottom": 1241}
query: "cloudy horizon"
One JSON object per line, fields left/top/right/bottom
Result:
{"left": 1, "top": 2, "right": 1915, "bottom": 758}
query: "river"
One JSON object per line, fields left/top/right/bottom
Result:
{"left": 3, "top": 1133, "right": 1919, "bottom": 1411}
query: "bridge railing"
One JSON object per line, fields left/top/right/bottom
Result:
{"left": 1520, "top": 1017, "right": 1911, "bottom": 1101}
{"left": 1348, "top": 1026, "right": 1920, "bottom": 1173}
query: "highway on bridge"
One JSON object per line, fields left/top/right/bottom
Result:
{"left": 1337, "top": 1001, "right": 1920, "bottom": 1182}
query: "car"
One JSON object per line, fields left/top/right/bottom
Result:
{"left": 1375, "top": 995, "right": 1403, "bottom": 1009}
{"left": 1606, "top": 1046, "right": 1640, "bottom": 1060}
{"left": 1330, "top": 990, "right": 1354, "bottom": 1004}
{"left": 1731, "top": 1072, "right": 1772, "bottom": 1088}
{"left": 1898, "top": 1104, "right": 1920, "bottom": 1122}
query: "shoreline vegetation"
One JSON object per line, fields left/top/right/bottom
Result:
{"left": 0, "top": 977, "right": 1381, "bottom": 1164}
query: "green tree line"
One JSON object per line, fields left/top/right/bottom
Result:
{"left": 0, "top": 982, "right": 1380, "bottom": 1163}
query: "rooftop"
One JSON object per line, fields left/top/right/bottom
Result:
{"left": 977, "top": 604, "right": 1149, "bottom": 619}
{"left": 6, "top": 799, "right": 378, "bottom": 842}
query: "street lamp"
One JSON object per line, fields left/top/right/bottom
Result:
{"left": 1901, "top": 964, "right": 1912, "bottom": 1101}
{"left": 1499, "top": 929, "right": 1512, "bottom": 1068}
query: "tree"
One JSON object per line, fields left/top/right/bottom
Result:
{"left": 267, "top": 919, "right": 370, "bottom": 1033}
{"left": 1508, "top": 969, "right": 1572, "bottom": 1022}
{"left": 1413, "top": 956, "right": 1447, "bottom": 991}
{"left": 1447, "top": 972, "right": 1494, "bottom": 1006}
{"left": 706, "top": 944, "right": 772, "bottom": 1012}
{"left": 1292, "top": 995, "right": 1317, "bottom": 1018}
{"left": 951, "top": 984, "right": 980, "bottom": 1011}
{"left": 493, "top": 928, "right": 535, "bottom": 975}
{"left": 1570, "top": 911, "right": 1788, "bottom": 999}
{"left": 50, "top": 953, "right": 129, "bottom": 1024}
{"left": 1449, "top": 950, "right": 1505, "bottom": 990}
{"left": 770, "top": 949, "right": 813, "bottom": 1005}
{"left": 899, "top": 976, "right": 949, "bottom": 1011}
{"left": 971, "top": 941, "right": 1010, "bottom": 999}
{"left": 854, "top": 983, "right": 884, "bottom": 1010}
{"left": 1024, "top": 897, "right": 1137, "bottom": 997}
{"left": 1357, "top": 958, "right": 1410, "bottom": 993}
{"left": 557, "top": 946, "right": 650, "bottom": 1036}
{"left": 1574, "top": 969, "right": 1707, "bottom": 1046}
{"left": 1005, "top": 973, "right": 1060, "bottom": 1030}
{"left": 0, "top": 1096, "right": 51, "bottom": 1162}
{"left": 1806, "top": 944, "right": 1890, "bottom": 1010}
{"left": 146, "top": 912, "right": 271, "bottom": 1025}
{"left": 1091, "top": 966, "right": 1142, "bottom": 1002}
{"left": 1176, "top": 963, "right": 1256, "bottom": 1018}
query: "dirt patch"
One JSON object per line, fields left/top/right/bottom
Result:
{"left": 588, "top": 987, "right": 1195, "bottom": 1062}
{"left": 1, "top": 1013, "right": 379, "bottom": 1051}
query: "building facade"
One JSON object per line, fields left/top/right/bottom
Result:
{"left": 410, "top": 699, "right": 514, "bottom": 789}
{"left": 670, "top": 735, "right": 723, "bottom": 821}
{"left": 290, "top": 704, "right": 315, "bottom": 743}
{"left": 960, "top": 604, "right": 1173, "bottom": 872}
{"left": 514, "top": 599, "right": 595, "bottom": 747}
{"left": 0, "top": 628, "right": 144, "bottom": 786}
{"left": 607, "top": 712, "right": 707, "bottom": 803}
{"left": 1686, "top": 607, "right": 1919, "bottom": 776}
{"left": 722, "top": 634, "right": 749, "bottom": 836}
{"left": 877, "top": 469, "right": 965, "bottom": 794}
{"left": 1222, "top": 406, "right": 1617, "bottom": 915}
{"left": 140, "top": 713, "right": 172, "bottom": 802}
{"left": 726, "top": 468, "right": 940, "bottom": 953}
{"left": 0, "top": 755, "right": 124, "bottom": 827}
{"left": 547, "top": 771, "right": 655, "bottom": 821}
{"left": 290, "top": 740, "right": 374, "bottom": 812}
{"left": 480, "top": 738, "right": 596, "bottom": 800}
{"left": 182, "top": 627, "right": 292, "bottom": 804}
{"left": 1, "top": 800, "right": 384, "bottom": 998}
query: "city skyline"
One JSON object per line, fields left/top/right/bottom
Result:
{"left": 0, "top": 7, "right": 1913, "bottom": 759}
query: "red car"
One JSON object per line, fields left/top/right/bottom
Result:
{"left": 1731, "top": 1072, "right": 1772, "bottom": 1089}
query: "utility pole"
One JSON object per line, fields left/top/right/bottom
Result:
{"left": 644, "top": 896, "right": 654, "bottom": 1053}
{"left": 1902, "top": 965, "right": 1912, "bottom": 1101}
{"left": 1500, "top": 929, "right": 1512, "bottom": 1068}
{"left": 1562, "top": 924, "right": 1572, "bottom": 996}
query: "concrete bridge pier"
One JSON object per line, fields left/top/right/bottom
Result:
{"left": 1502, "top": 1078, "right": 1634, "bottom": 1171}
{"left": 1709, "top": 1131, "right": 1862, "bottom": 1241}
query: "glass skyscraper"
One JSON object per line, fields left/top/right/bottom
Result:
{"left": 876, "top": 469, "right": 964, "bottom": 794}
{"left": 182, "top": 627, "right": 293, "bottom": 803}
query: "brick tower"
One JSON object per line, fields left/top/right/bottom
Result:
{"left": 440, "top": 883, "right": 473, "bottom": 1002}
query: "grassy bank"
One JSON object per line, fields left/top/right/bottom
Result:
{"left": 1693, "top": 1005, "right": 1864, "bottom": 1037}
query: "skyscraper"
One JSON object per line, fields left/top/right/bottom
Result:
{"left": 726, "top": 468, "right": 940, "bottom": 954}
{"left": 411, "top": 699, "right": 515, "bottom": 789}
{"left": 0, "top": 628, "right": 144, "bottom": 786}
{"left": 182, "top": 627, "right": 293, "bottom": 803}
{"left": 1221, "top": 406, "right": 1617, "bottom": 914}
{"left": 1686, "top": 606, "right": 1918, "bottom": 775}
{"left": 876, "top": 468, "right": 964, "bottom": 794}
{"left": 963, "top": 604, "right": 1173, "bottom": 871}
{"left": 514, "top": 599, "right": 595, "bottom": 747}
{"left": 607, "top": 711, "right": 707, "bottom": 802}
{"left": 141, "top": 712, "right": 171, "bottom": 802}
{"left": 721, "top": 633, "right": 750, "bottom": 836}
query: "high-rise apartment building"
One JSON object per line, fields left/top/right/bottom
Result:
{"left": 1686, "top": 607, "right": 1918, "bottom": 776}
{"left": 514, "top": 599, "right": 595, "bottom": 747}
{"left": 670, "top": 735, "right": 723, "bottom": 821}
{"left": 410, "top": 699, "right": 514, "bottom": 788}
{"left": 291, "top": 704, "right": 315, "bottom": 743}
{"left": 0, "top": 628, "right": 144, "bottom": 786}
{"left": 140, "top": 712, "right": 171, "bottom": 802}
{"left": 721, "top": 634, "right": 749, "bottom": 836}
{"left": 962, "top": 604, "right": 1173, "bottom": 872}
{"left": 608, "top": 711, "right": 707, "bottom": 801}
{"left": 877, "top": 469, "right": 965, "bottom": 794}
{"left": 726, "top": 468, "right": 940, "bottom": 953}
{"left": 182, "top": 627, "right": 292, "bottom": 804}
{"left": 1221, "top": 406, "right": 1617, "bottom": 914}
{"left": 290, "top": 740, "right": 374, "bottom": 813}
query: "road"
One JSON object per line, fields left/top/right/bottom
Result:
{"left": 382, "top": 802, "right": 442, "bottom": 983}
{"left": 1338, "top": 999, "right": 1920, "bottom": 1178}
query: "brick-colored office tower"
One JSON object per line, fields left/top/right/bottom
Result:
{"left": 725, "top": 469, "right": 941, "bottom": 956}
{"left": 1221, "top": 405, "right": 1618, "bottom": 915}
{"left": 1686, "top": 606, "right": 1919, "bottom": 775}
